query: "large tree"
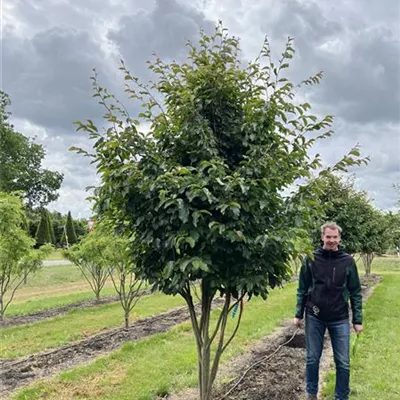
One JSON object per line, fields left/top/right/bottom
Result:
{"left": 73, "top": 26, "right": 366, "bottom": 400}
{"left": 0, "top": 91, "right": 63, "bottom": 208}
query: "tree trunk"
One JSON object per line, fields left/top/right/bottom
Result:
{"left": 0, "top": 296, "right": 4, "bottom": 322}
{"left": 124, "top": 309, "right": 129, "bottom": 329}
{"left": 363, "top": 253, "right": 374, "bottom": 276}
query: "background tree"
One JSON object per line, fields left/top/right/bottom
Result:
{"left": 290, "top": 228, "right": 314, "bottom": 276}
{"left": 66, "top": 229, "right": 110, "bottom": 301}
{"left": 311, "top": 174, "right": 372, "bottom": 253}
{"left": 73, "top": 26, "right": 366, "bottom": 400}
{"left": 313, "top": 173, "right": 391, "bottom": 274}
{"left": 35, "top": 208, "right": 52, "bottom": 247}
{"left": 46, "top": 210, "right": 56, "bottom": 245}
{"left": 97, "top": 222, "right": 143, "bottom": 328}
{"left": 383, "top": 211, "right": 400, "bottom": 255}
{"left": 359, "top": 209, "right": 391, "bottom": 275}
{"left": 0, "top": 192, "right": 51, "bottom": 320}
{"left": 61, "top": 211, "right": 78, "bottom": 247}
{"left": 0, "top": 91, "right": 63, "bottom": 208}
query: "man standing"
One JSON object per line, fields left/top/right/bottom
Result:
{"left": 294, "top": 222, "right": 363, "bottom": 400}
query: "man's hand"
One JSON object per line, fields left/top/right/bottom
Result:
{"left": 294, "top": 317, "right": 303, "bottom": 328}
{"left": 353, "top": 324, "right": 363, "bottom": 336}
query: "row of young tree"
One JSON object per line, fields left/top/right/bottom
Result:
{"left": 66, "top": 223, "right": 142, "bottom": 329}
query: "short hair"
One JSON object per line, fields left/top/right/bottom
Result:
{"left": 320, "top": 222, "right": 342, "bottom": 235}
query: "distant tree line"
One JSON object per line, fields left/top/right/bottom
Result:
{"left": 30, "top": 208, "right": 86, "bottom": 248}
{"left": 0, "top": 90, "right": 88, "bottom": 248}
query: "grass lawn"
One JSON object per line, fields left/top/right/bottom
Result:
{"left": 6, "top": 284, "right": 118, "bottom": 317}
{"left": 45, "top": 249, "right": 67, "bottom": 261}
{"left": 5, "top": 263, "right": 119, "bottom": 316}
{"left": 322, "top": 257, "right": 400, "bottom": 399}
{"left": 1, "top": 290, "right": 186, "bottom": 359}
{"left": 12, "top": 282, "right": 297, "bottom": 400}
{"left": 21, "top": 264, "right": 84, "bottom": 288}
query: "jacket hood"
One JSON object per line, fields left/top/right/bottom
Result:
{"left": 315, "top": 246, "right": 346, "bottom": 258}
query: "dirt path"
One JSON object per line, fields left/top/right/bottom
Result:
{"left": 0, "top": 299, "right": 224, "bottom": 397}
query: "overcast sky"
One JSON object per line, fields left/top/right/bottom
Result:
{"left": 2, "top": 0, "right": 400, "bottom": 219}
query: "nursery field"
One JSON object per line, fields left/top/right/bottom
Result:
{"left": 0, "top": 257, "right": 399, "bottom": 400}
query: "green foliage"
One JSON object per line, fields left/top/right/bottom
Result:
{"left": 72, "top": 25, "right": 367, "bottom": 399}
{"left": 96, "top": 221, "right": 142, "bottom": 328}
{"left": 0, "top": 91, "right": 63, "bottom": 207}
{"left": 386, "top": 212, "right": 400, "bottom": 250}
{"left": 0, "top": 192, "right": 51, "bottom": 319}
{"left": 74, "top": 30, "right": 365, "bottom": 299}
{"left": 46, "top": 211, "right": 56, "bottom": 244}
{"left": 289, "top": 228, "right": 314, "bottom": 275}
{"left": 312, "top": 174, "right": 391, "bottom": 274}
{"left": 310, "top": 175, "right": 370, "bottom": 251}
{"left": 35, "top": 209, "right": 52, "bottom": 247}
{"left": 27, "top": 209, "right": 88, "bottom": 247}
{"left": 61, "top": 211, "right": 78, "bottom": 246}
{"left": 66, "top": 226, "right": 110, "bottom": 301}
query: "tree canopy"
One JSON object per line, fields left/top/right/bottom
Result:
{"left": 0, "top": 91, "right": 63, "bottom": 208}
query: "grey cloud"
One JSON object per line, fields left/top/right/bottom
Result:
{"left": 108, "top": 0, "right": 215, "bottom": 78}
{"left": 5, "top": 0, "right": 399, "bottom": 214}
{"left": 311, "top": 118, "right": 400, "bottom": 210}
{"left": 3, "top": 26, "right": 113, "bottom": 133}
{"left": 253, "top": 0, "right": 400, "bottom": 124}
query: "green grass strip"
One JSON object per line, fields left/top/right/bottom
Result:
{"left": 322, "top": 272, "right": 400, "bottom": 399}
{"left": 1, "top": 291, "right": 185, "bottom": 359}
{"left": 6, "top": 285, "right": 118, "bottom": 317}
{"left": 45, "top": 250, "right": 67, "bottom": 261}
{"left": 12, "top": 283, "right": 297, "bottom": 400}
{"left": 20, "top": 264, "right": 85, "bottom": 288}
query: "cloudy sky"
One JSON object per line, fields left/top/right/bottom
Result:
{"left": 2, "top": 0, "right": 400, "bottom": 219}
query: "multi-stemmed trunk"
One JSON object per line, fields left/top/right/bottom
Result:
{"left": 362, "top": 252, "right": 375, "bottom": 276}
{"left": 0, "top": 269, "right": 32, "bottom": 322}
{"left": 108, "top": 265, "right": 143, "bottom": 330}
{"left": 180, "top": 280, "right": 244, "bottom": 400}
{"left": 74, "top": 262, "right": 110, "bottom": 303}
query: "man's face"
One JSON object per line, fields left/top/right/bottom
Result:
{"left": 321, "top": 228, "right": 341, "bottom": 251}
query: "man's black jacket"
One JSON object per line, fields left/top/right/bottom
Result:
{"left": 295, "top": 247, "right": 363, "bottom": 324}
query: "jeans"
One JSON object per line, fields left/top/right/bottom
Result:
{"left": 305, "top": 313, "right": 350, "bottom": 400}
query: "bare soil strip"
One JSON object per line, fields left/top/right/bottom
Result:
{"left": 0, "top": 299, "right": 223, "bottom": 397}
{"left": 210, "top": 274, "right": 381, "bottom": 400}
{"left": 0, "top": 295, "right": 119, "bottom": 327}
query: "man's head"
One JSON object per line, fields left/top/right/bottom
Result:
{"left": 320, "top": 222, "right": 342, "bottom": 251}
